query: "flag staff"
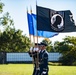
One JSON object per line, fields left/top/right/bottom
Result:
{"left": 35, "top": 0, "right": 40, "bottom": 72}
{"left": 30, "top": 6, "right": 36, "bottom": 68}
{"left": 27, "top": 7, "right": 35, "bottom": 67}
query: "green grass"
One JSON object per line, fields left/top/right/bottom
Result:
{"left": 0, "top": 64, "right": 76, "bottom": 75}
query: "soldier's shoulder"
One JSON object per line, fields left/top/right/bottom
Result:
{"left": 43, "top": 50, "right": 49, "bottom": 56}
{"left": 45, "top": 50, "right": 49, "bottom": 55}
{"left": 43, "top": 50, "right": 48, "bottom": 58}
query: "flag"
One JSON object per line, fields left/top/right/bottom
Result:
{"left": 31, "top": 13, "right": 58, "bottom": 38}
{"left": 37, "top": 6, "right": 76, "bottom": 32}
{"left": 31, "top": 13, "right": 37, "bottom": 36}
{"left": 27, "top": 13, "right": 34, "bottom": 35}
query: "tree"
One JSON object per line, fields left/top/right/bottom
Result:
{"left": 0, "top": 1, "right": 14, "bottom": 28}
{"left": 41, "top": 38, "right": 54, "bottom": 52}
{"left": 0, "top": 1, "right": 4, "bottom": 13}
{"left": 0, "top": 28, "right": 31, "bottom": 52}
{"left": 53, "top": 41, "right": 60, "bottom": 52}
{"left": 0, "top": 12, "right": 14, "bottom": 27}
{"left": 0, "top": 1, "right": 31, "bottom": 52}
{"left": 59, "top": 36, "right": 76, "bottom": 65}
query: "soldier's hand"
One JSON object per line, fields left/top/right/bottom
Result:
{"left": 42, "top": 71, "right": 46, "bottom": 74}
{"left": 38, "top": 62, "right": 40, "bottom": 64}
{"left": 36, "top": 68, "right": 40, "bottom": 70}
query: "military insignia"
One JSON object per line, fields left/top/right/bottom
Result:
{"left": 51, "top": 14, "right": 64, "bottom": 32}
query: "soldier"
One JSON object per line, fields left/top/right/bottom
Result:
{"left": 34, "top": 43, "right": 42, "bottom": 75}
{"left": 38, "top": 42, "right": 49, "bottom": 75}
{"left": 29, "top": 43, "right": 39, "bottom": 58}
{"left": 28, "top": 43, "right": 41, "bottom": 75}
{"left": 32, "top": 43, "right": 39, "bottom": 75}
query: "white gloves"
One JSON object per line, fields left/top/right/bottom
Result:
{"left": 30, "top": 47, "right": 33, "bottom": 52}
{"left": 33, "top": 48, "right": 39, "bottom": 51}
{"left": 42, "top": 71, "right": 46, "bottom": 74}
{"left": 30, "top": 47, "right": 39, "bottom": 52}
{"left": 36, "top": 68, "right": 40, "bottom": 70}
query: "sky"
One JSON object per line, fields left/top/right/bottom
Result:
{"left": 1, "top": 0, "right": 76, "bottom": 43}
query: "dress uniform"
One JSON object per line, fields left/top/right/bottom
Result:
{"left": 28, "top": 43, "right": 40, "bottom": 75}
{"left": 39, "top": 42, "right": 49, "bottom": 75}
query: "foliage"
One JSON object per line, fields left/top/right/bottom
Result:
{"left": 0, "top": 28, "right": 31, "bottom": 52}
{"left": 0, "top": 12, "right": 14, "bottom": 27}
{"left": 0, "top": 1, "right": 4, "bottom": 13}
{"left": 0, "top": 1, "right": 13, "bottom": 27}
{"left": 72, "top": 61, "right": 76, "bottom": 66}
{"left": 58, "top": 36, "right": 76, "bottom": 65}
{"left": 54, "top": 41, "right": 60, "bottom": 52}
{"left": 42, "top": 38, "right": 54, "bottom": 52}
{"left": 0, "top": 1, "right": 31, "bottom": 52}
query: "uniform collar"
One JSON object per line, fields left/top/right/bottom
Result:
{"left": 41, "top": 50, "right": 46, "bottom": 53}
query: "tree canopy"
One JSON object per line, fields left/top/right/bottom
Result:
{"left": 0, "top": 1, "right": 31, "bottom": 52}
{"left": 57, "top": 36, "right": 76, "bottom": 65}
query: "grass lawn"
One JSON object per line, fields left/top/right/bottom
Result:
{"left": 0, "top": 64, "right": 76, "bottom": 75}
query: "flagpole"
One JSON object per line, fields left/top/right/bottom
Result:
{"left": 35, "top": 1, "right": 40, "bottom": 70}
{"left": 30, "top": 6, "right": 36, "bottom": 69}
{"left": 27, "top": 6, "right": 34, "bottom": 67}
